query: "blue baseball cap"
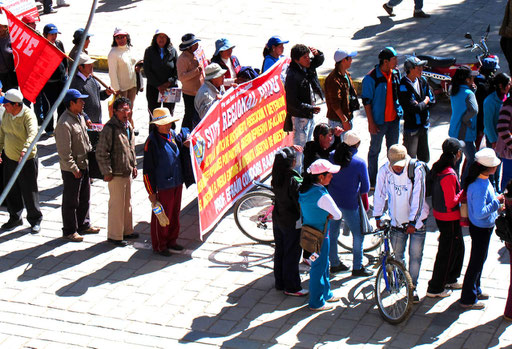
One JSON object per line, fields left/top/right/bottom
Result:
{"left": 266, "top": 36, "right": 289, "bottom": 48}
{"left": 378, "top": 46, "right": 398, "bottom": 60}
{"left": 214, "top": 38, "right": 235, "bottom": 56}
{"left": 73, "top": 28, "right": 93, "bottom": 42}
{"left": 64, "top": 89, "right": 88, "bottom": 102}
{"left": 43, "top": 23, "right": 61, "bottom": 36}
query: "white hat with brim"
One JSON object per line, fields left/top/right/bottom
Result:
{"left": 205, "top": 63, "right": 227, "bottom": 80}
{"left": 475, "top": 147, "right": 501, "bottom": 167}
{"left": 307, "top": 159, "right": 340, "bottom": 175}
{"left": 388, "top": 144, "right": 409, "bottom": 167}
{"left": 0, "top": 89, "right": 24, "bottom": 104}
{"left": 343, "top": 130, "right": 361, "bottom": 147}
{"left": 78, "top": 53, "right": 96, "bottom": 65}
{"left": 150, "top": 107, "right": 182, "bottom": 125}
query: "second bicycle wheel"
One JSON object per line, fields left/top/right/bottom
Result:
{"left": 234, "top": 191, "right": 274, "bottom": 244}
{"left": 374, "top": 259, "right": 414, "bottom": 324}
{"left": 338, "top": 205, "right": 382, "bottom": 252}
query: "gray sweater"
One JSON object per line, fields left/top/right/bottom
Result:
{"left": 70, "top": 72, "right": 109, "bottom": 123}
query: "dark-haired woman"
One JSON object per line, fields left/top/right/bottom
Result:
{"left": 489, "top": 73, "right": 512, "bottom": 191}
{"left": 143, "top": 30, "right": 178, "bottom": 118}
{"left": 460, "top": 148, "right": 504, "bottom": 309}
{"left": 211, "top": 38, "right": 241, "bottom": 88}
{"left": 448, "top": 66, "right": 479, "bottom": 183}
{"left": 108, "top": 28, "right": 139, "bottom": 129}
{"left": 271, "top": 147, "right": 306, "bottom": 296}
{"left": 426, "top": 138, "right": 465, "bottom": 298}
{"left": 299, "top": 159, "right": 342, "bottom": 311}
{"left": 262, "top": 36, "right": 288, "bottom": 73}
{"left": 327, "top": 130, "right": 371, "bottom": 276}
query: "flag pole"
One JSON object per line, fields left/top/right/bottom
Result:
{"left": 0, "top": 0, "right": 99, "bottom": 206}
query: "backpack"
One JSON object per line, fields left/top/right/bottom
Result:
{"left": 407, "top": 159, "right": 432, "bottom": 197}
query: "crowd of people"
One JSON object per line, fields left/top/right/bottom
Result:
{"left": 0, "top": 1, "right": 510, "bottom": 321}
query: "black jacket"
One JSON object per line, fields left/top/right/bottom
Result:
{"left": 272, "top": 169, "right": 301, "bottom": 228}
{"left": 143, "top": 44, "right": 178, "bottom": 89}
{"left": 49, "top": 40, "right": 68, "bottom": 83}
{"left": 398, "top": 75, "right": 432, "bottom": 131}
{"left": 302, "top": 136, "right": 340, "bottom": 176}
{"left": 284, "top": 52, "right": 324, "bottom": 119}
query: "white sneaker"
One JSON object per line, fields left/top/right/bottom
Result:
{"left": 284, "top": 289, "right": 309, "bottom": 297}
{"left": 426, "top": 289, "right": 452, "bottom": 298}
{"left": 445, "top": 282, "right": 463, "bottom": 290}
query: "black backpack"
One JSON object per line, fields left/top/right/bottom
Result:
{"left": 407, "top": 159, "right": 432, "bottom": 197}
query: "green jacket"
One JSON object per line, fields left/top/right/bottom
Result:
{"left": 0, "top": 106, "right": 37, "bottom": 161}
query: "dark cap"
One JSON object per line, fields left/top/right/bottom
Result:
{"left": 73, "top": 28, "right": 93, "bottom": 42}
{"left": 442, "top": 137, "right": 465, "bottom": 155}
{"left": 378, "top": 46, "right": 397, "bottom": 61}
{"left": 43, "top": 23, "right": 60, "bottom": 35}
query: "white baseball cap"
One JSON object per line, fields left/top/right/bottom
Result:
{"left": 475, "top": 147, "right": 501, "bottom": 167}
{"left": 334, "top": 49, "right": 357, "bottom": 63}
{"left": 343, "top": 130, "right": 361, "bottom": 146}
{"left": 307, "top": 159, "right": 340, "bottom": 175}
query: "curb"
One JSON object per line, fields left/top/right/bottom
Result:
{"left": 90, "top": 55, "right": 363, "bottom": 95}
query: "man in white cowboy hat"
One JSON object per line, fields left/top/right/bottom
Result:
{"left": 194, "top": 63, "right": 227, "bottom": 119}
{"left": 96, "top": 97, "right": 137, "bottom": 247}
{"left": 70, "top": 52, "right": 114, "bottom": 124}
{"left": 373, "top": 144, "right": 429, "bottom": 303}
{"left": 143, "top": 107, "right": 190, "bottom": 257}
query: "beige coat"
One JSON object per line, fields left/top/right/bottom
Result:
{"left": 177, "top": 50, "right": 204, "bottom": 96}
{"left": 55, "top": 109, "right": 92, "bottom": 173}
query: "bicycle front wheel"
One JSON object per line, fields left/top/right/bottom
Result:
{"left": 375, "top": 259, "right": 414, "bottom": 324}
{"left": 234, "top": 191, "right": 274, "bottom": 244}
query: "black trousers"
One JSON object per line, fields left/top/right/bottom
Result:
{"left": 273, "top": 222, "right": 302, "bottom": 293}
{"left": 3, "top": 156, "right": 42, "bottom": 225}
{"left": 182, "top": 93, "right": 199, "bottom": 130}
{"left": 0, "top": 71, "right": 18, "bottom": 91}
{"left": 403, "top": 127, "right": 430, "bottom": 163}
{"left": 42, "top": 81, "right": 66, "bottom": 133}
{"left": 427, "top": 219, "right": 465, "bottom": 293}
{"left": 501, "top": 37, "right": 512, "bottom": 75}
{"left": 61, "top": 169, "right": 90, "bottom": 236}
{"left": 460, "top": 222, "right": 493, "bottom": 305}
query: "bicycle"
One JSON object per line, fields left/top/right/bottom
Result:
{"left": 370, "top": 220, "right": 414, "bottom": 324}
{"left": 233, "top": 181, "right": 275, "bottom": 244}
{"left": 337, "top": 205, "right": 383, "bottom": 253}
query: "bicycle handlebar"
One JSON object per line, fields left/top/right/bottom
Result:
{"left": 253, "top": 181, "right": 273, "bottom": 192}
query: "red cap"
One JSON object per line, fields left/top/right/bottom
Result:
{"left": 21, "top": 15, "right": 37, "bottom": 24}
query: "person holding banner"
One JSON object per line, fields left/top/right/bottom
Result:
{"left": 143, "top": 107, "right": 191, "bottom": 256}
{"left": 211, "top": 38, "right": 240, "bottom": 88}
{"left": 177, "top": 33, "right": 204, "bottom": 130}
{"left": 194, "top": 63, "right": 226, "bottom": 120}
{"left": 143, "top": 29, "right": 178, "bottom": 118}
{"left": 262, "top": 36, "right": 289, "bottom": 73}
{"left": 299, "top": 159, "right": 342, "bottom": 311}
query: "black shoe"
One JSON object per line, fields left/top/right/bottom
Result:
{"left": 352, "top": 268, "right": 374, "bottom": 277}
{"left": 413, "top": 10, "right": 430, "bottom": 18}
{"left": 383, "top": 3, "right": 395, "bottom": 16}
{"left": 43, "top": 8, "right": 57, "bottom": 14}
{"left": 169, "top": 244, "right": 184, "bottom": 251}
{"left": 1, "top": 219, "right": 22, "bottom": 231}
{"left": 107, "top": 238, "right": 128, "bottom": 247}
{"left": 31, "top": 224, "right": 41, "bottom": 234}
{"left": 157, "top": 249, "right": 172, "bottom": 257}
{"left": 124, "top": 233, "right": 139, "bottom": 239}
{"left": 330, "top": 263, "right": 350, "bottom": 274}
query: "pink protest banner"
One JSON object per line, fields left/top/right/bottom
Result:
{"left": 190, "top": 60, "right": 290, "bottom": 236}
{"left": 0, "top": 0, "right": 38, "bottom": 19}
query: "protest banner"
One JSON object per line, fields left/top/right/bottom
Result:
{"left": 4, "top": 8, "right": 66, "bottom": 103}
{"left": 0, "top": 0, "right": 38, "bottom": 19}
{"left": 190, "top": 59, "right": 290, "bottom": 236}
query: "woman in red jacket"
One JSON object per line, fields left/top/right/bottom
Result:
{"left": 426, "top": 138, "right": 466, "bottom": 298}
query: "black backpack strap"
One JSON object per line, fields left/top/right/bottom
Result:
{"left": 407, "top": 159, "right": 417, "bottom": 185}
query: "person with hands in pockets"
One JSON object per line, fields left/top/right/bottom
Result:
{"left": 373, "top": 144, "right": 429, "bottom": 303}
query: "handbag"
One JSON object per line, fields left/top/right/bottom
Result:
{"left": 358, "top": 195, "right": 373, "bottom": 234}
{"left": 87, "top": 151, "right": 103, "bottom": 179}
{"left": 300, "top": 218, "right": 328, "bottom": 254}
{"left": 496, "top": 212, "right": 512, "bottom": 244}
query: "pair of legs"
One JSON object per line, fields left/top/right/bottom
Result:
{"left": 292, "top": 116, "right": 315, "bottom": 173}
{"left": 273, "top": 222, "right": 302, "bottom": 293}
{"left": 309, "top": 235, "right": 333, "bottom": 309}
{"left": 118, "top": 87, "right": 137, "bottom": 129}
{"left": 368, "top": 118, "right": 400, "bottom": 186}
{"left": 107, "top": 176, "right": 134, "bottom": 241}
{"left": 386, "top": 0, "right": 423, "bottom": 11}
{"left": 427, "top": 219, "right": 465, "bottom": 293}
{"left": 182, "top": 93, "right": 200, "bottom": 130}
{"left": 403, "top": 127, "right": 430, "bottom": 163}
{"left": 329, "top": 207, "right": 364, "bottom": 270}
{"left": 61, "top": 169, "right": 90, "bottom": 236}
{"left": 390, "top": 225, "right": 426, "bottom": 287}
{"left": 150, "top": 186, "right": 183, "bottom": 252}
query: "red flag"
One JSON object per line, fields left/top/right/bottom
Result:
{"left": 3, "top": 7, "right": 66, "bottom": 103}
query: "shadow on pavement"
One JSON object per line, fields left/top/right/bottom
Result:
{"left": 96, "top": 0, "right": 143, "bottom": 13}
{"left": 352, "top": 16, "right": 415, "bottom": 40}
{"left": 207, "top": 242, "right": 274, "bottom": 272}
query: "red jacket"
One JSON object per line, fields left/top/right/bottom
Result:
{"left": 432, "top": 167, "right": 463, "bottom": 221}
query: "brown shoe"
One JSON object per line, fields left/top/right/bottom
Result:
{"left": 64, "top": 232, "right": 83, "bottom": 242}
{"left": 459, "top": 301, "right": 485, "bottom": 310}
{"left": 80, "top": 226, "right": 100, "bottom": 234}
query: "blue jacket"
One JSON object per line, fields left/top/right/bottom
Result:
{"left": 328, "top": 149, "right": 370, "bottom": 210}
{"left": 299, "top": 185, "right": 330, "bottom": 232}
{"left": 467, "top": 177, "right": 500, "bottom": 228}
{"left": 449, "top": 84, "right": 478, "bottom": 142}
{"left": 143, "top": 128, "right": 193, "bottom": 194}
{"left": 361, "top": 65, "right": 403, "bottom": 125}
{"left": 484, "top": 91, "right": 507, "bottom": 143}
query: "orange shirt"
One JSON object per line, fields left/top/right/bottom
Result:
{"left": 381, "top": 69, "right": 397, "bottom": 122}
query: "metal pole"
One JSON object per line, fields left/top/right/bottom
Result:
{"left": 0, "top": 0, "right": 99, "bottom": 206}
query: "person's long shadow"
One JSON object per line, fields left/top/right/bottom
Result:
{"left": 55, "top": 249, "right": 191, "bottom": 297}
{"left": 437, "top": 316, "right": 506, "bottom": 348}
{"left": 96, "top": 0, "right": 143, "bottom": 13}
{"left": 352, "top": 16, "right": 415, "bottom": 40}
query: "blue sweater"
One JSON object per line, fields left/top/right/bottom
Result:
{"left": 467, "top": 177, "right": 500, "bottom": 228}
{"left": 299, "top": 185, "right": 330, "bottom": 232}
{"left": 328, "top": 149, "right": 370, "bottom": 210}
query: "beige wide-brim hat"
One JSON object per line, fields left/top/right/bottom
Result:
{"left": 150, "top": 107, "right": 182, "bottom": 125}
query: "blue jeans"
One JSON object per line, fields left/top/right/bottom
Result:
{"left": 390, "top": 226, "right": 426, "bottom": 286}
{"left": 368, "top": 118, "right": 400, "bottom": 186}
{"left": 309, "top": 234, "right": 333, "bottom": 309}
{"left": 456, "top": 141, "right": 476, "bottom": 185}
{"left": 387, "top": 0, "right": 423, "bottom": 10}
{"left": 329, "top": 208, "right": 365, "bottom": 270}
{"left": 292, "top": 117, "right": 314, "bottom": 173}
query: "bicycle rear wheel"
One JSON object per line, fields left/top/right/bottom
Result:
{"left": 374, "top": 259, "right": 414, "bottom": 324}
{"left": 338, "top": 205, "right": 382, "bottom": 252}
{"left": 234, "top": 191, "right": 274, "bottom": 244}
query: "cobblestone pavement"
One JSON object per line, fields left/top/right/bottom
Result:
{"left": 0, "top": 0, "right": 511, "bottom": 348}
